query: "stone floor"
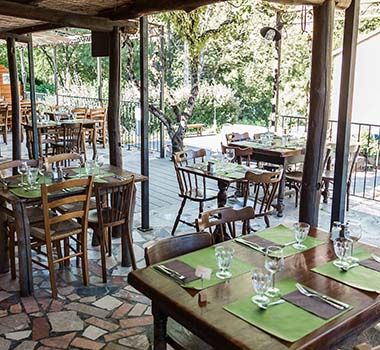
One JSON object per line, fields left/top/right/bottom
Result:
{"left": 0, "top": 135, "right": 380, "bottom": 349}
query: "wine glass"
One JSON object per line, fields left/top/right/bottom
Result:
{"left": 333, "top": 237, "right": 353, "bottom": 269}
{"left": 26, "top": 167, "right": 39, "bottom": 191}
{"left": 17, "top": 161, "right": 28, "bottom": 187}
{"left": 95, "top": 155, "right": 105, "bottom": 176}
{"left": 264, "top": 246, "right": 284, "bottom": 297}
{"left": 38, "top": 160, "right": 48, "bottom": 184}
{"left": 251, "top": 268, "right": 272, "bottom": 305}
{"left": 215, "top": 246, "right": 234, "bottom": 279}
{"left": 79, "top": 154, "right": 86, "bottom": 178}
{"left": 344, "top": 220, "right": 362, "bottom": 262}
{"left": 85, "top": 159, "right": 95, "bottom": 175}
{"left": 292, "top": 222, "right": 310, "bottom": 250}
{"left": 224, "top": 148, "right": 235, "bottom": 163}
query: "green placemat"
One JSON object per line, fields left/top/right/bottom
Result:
{"left": 173, "top": 246, "right": 253, "bottom": 290}
{"left": 224, "top": 279, "right": 349, "bottom": 343}
{"left": 253, "top": 225, "right": 325, "bottom": 258}
{"left": 10, "top": 187, "right": 41, "bottom": 199}
{"left": 312, "top": 251, "right": 380, "bottom": 293}
{"left": 66, "top": 168, "right": 114, "bottom": 180}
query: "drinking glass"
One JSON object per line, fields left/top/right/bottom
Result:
{"left": 95, "top": 155, "right": 105, "bottom": 175}
{"left": 251, "top": 268, "right": 272, "bottom": 305}
{"left": 344, "top": 220, "right": 362, "bottom": 262}
{"left": 26, "top": 167, "right": 39, "bottom": 190}
{"left": 17, "top": 161, "right": 28, "bottom": 187}
{"left": 333, "top": 237, "right": 353, "bottom": 268}
{"left": 215, "top": 246, "right": 234, "bottom": 279}
{"left": 264, "top": 246, "right": 284, "bottom": 297}
{"left": 292, "top": 222, "right": 310, "bottom": 250}
{"left": 79, "top": 154, "right": 86, "bottom": 178}
{"left": 38, "top": 160, "right": 49, "bottom": 184}
{"left": 224, "top": 148, "right": 235, "bottom": 163}
{"left": 85, "top": 160, "right": 95, "bottom": 175}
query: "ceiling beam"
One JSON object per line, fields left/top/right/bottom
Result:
{"left": 9, "top": 23, "right": 62, "bottom": 35}
{"left": 0, "top": 32, "right": 30, "bottom": 43}
{"left": 0, "top": 0, "right": 138, "bottom": 32}
{"left": 101, "top": 0, "right": 226, "bottom": 20}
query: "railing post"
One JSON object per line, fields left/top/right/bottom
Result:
{"left": 159, "top": 25, "right": 165, "bottom": 159}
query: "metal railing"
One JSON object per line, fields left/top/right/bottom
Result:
{"left": 280, "top": 115, "right": 380, "bottom": 202}
{"left": 31, "top": 93, "right": 165, "bottom": 154}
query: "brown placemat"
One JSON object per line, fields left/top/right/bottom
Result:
{"left": 282, "top": 290, "right": 343, "bottom": 320}
{"left": 161, "top": 260, "right": 199, "bottom": 283}
{"left": 242, "top": 235, "right": 275, "bottom": 249}
{"left": 359, "top": 258, "right": 380, "bottom": 272}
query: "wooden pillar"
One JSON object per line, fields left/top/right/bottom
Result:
{"left": 159, "top": 26, "right": 165, "bottom": 159}
{"left": 19, "top": 47, "right": 26, "bottom": 99}
{"left": 107, "top": 27, "right": 122, "bottom": 167}
{"left": 273, "top": 12, "right": 282, "bottom": 133}
{"left": 6, "top": 36, "right": 21, "bottom": 161}
{"left": 331, "top": 0, "right": 359, "bottom": 224}
{"left": 97, "top": 57, "right": 103, "bottom": 106}
{"left": 299, "top": 0, "right": 335, "bottom": 226}
{"left": 27, "top": 35, "right": 39, "bottom": 159}
{"left": 53, "top": 46, "right": 59, "bottom": 106}
{"left": 139, "top": 16, "right": 151, "bottom": 231}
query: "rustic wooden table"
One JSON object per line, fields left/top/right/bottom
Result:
{"left": 128, "top": 228, "right": 380, "bottom": 350}
{"left": 0, "top": 165, "right": 147, "bottom": 296}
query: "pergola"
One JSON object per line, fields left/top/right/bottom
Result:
{"left": 0, "top": 0, "right": 359, "bottom": 231}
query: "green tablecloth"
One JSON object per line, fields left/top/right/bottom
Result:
{"left": 312, "top": 251, "right": 380, "bottom": 293}
{"left": 252, "top": 224, "right": 325, "bottom": 258}
{"left": 224, "top": 279, "right": 349, "bottom": 343}
{"left": 175, "top": 246, "right": 253, "bottom": 290}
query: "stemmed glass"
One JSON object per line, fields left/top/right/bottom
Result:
{"left": 333, "top": 237, "right": 353, "bottom": 269}
{"left": 251, "top": 268, "right": 272, "bottom": 305}
{"left": 95, "top": 155, "right": 105, "bottom": 176}
{"left": 85, "top": 159, "right": 95, "bottom": 175}
{"left": 215, "top": 246, "right": 234, "bottom": 279}
{"left": 38, "top": 160, "right": 49, "bottom": 184}
{"left": 79, "top": 154, "right": 86, "bottom": 178}
{"left": 224, "top": 148, "right": 235, "bottom": 163}
{"left": 265, "top": 246, "right": 284, "bottom": 297}
{"left": 17, "top": 161, "right": 28, "bottom": 187}
{"left": 344, "top": 220, "right": 362, "bottom": 262}
{"left": 292, "top": 222, "right": 310, "bottom": 250}
{"left": 25, "top": 167, "right": 39, "bottom": 191}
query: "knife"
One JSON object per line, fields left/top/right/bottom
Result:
{"left": 300, "top": 284, "right": 350, "bottom": 309}
{"left": 154, "top": 265, "right": 185, "bottom": 283}
{"left": 235, "top": 238, "right": 264, "bottom": 252}
{"left": 281, "top": 240, "right": 297, "bottom": 247}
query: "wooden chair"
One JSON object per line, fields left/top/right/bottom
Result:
{"left": 88, "top": 176, "right": 136, "bottom": 282}
{"left": 29, "top": 176, "right": 94, "bottom": 297}
{"left": 0, "top": 159, "right": 40, "bottom": 279}
{"left": 43, "top": 152, "right": 81, "bottom": 168}
{"left": 145, "top": 232, "right": 213, "bottom": 266}
{"left": 221, "top": 143, "right": 253, "bottom": 166}
{"left": 52, "top": 122, "right": 84, "bottom": 156}
{"left": 0, "top": 104, "right": 8, "bottom": 144}
{"left": 196, "top": 206, "right": 254, "bottom": 242}
{"left": 72, "top": 108, "right": 88, "bottom": 119}
{"left": 89, "top": 107, "right": 107, "bottom": 147}
{"left": 225, "top": 132, "right": 250, "bottom": 144}
{"left": 321, "top": 144, "right": 360, "bottom": 211}
{"left": 172, "top": 149, "right": 218, "bottom": 235}
{"left": 241, "top": 169, "right": 283, "bottom": 227}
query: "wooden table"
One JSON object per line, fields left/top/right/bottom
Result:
{"left": 230, "top": 141, "right": 304, "bottom": 216}
{"left": 22, "top": 119, "right": 98, "bottom": 159}
{"left": 0, "top": 165, "right": 147, "bottom": 297}
{"left": 128, "top": 228, "right": 380, "bottom": 350}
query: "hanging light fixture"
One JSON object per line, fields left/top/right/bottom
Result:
{"left": 260, "top": 26, "right": 282, "bottom": 42}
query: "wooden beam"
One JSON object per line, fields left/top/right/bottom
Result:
{"left": 6, "top": 36, "right": 21, "bottom": 162}
{"left": 265, "top": 0, "right": 350, "bottom": 9}
{"left": 0, "top": 0, "right": 137, "bottom": 32}
{"left": 331, "top": 0, "right": 360, "bottom": 224}
{"left": 107, "top": 27, "right": 122, "bottom": 167}
{"left": 139, "top": 16, "right": 151, "bottom": 231}
{"left": 9, "top": 23, "right": 62, "bottom": 35}
{"left": 0, "top": 32, "right": 30, "bottom": 43}
{"left": 299, "top": 0, "right": 335, "bottom": 226}
{"left": 102, "top": 0, "right": 226, "bottom": 20}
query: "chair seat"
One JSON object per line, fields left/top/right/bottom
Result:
{"left": 180, "top": 188, "right": 219, "bottom": 202}
{"left": 286, "top": 171, "right": 303, "bottom": 183}
{"left": 31, "top": 219, "right": 82, "bottom": 241}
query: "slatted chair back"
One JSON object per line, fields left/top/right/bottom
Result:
{"left": 145, "top": 232, "right": 213, "bottom": 266}
{"left": 243, "top": 169, "right": 283, "bottom": 226}
{"left": 89, "top": 107, "right": 106, "bottom": 120}
{"left": 0, "top": 104, "right": 8, "bottom": 125}
{"left": 61, "top": 122, "right": 83, "bottom": 153}
{"left": 225, "top": 132, "right": 250, "bottom": 144}
{"left": 93, "top": 176, "right": 135, "bottom": 230}
{"left": 173, "top": 149, "right": 206, "bottom": 166}
{"left": 0, "top": 159, "right": 39, "bottom": 178}
{"left": 196, "top": 206, "right": 254, "bottom": 241}
{"left": 43, "top": 152, "right": 81, "bottom": 169}
{"left": 221, "top": 143, "right": 253, "bottom": 166}
{"left": 72, "top": 108, "right": 88, "bottom": 119}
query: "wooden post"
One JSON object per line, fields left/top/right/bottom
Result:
{"left": 274, "top": 12, "right": 282, "bottom": 133}
{"left": 159, "top": 26, "right": 165, "bottom": 158}
{"left": 27, "top": 35, "right": 39, "bottom": 159}
{"left": 139, "top": 16, "right": 151, "bottom": 231}
{"left": 19, "top": 47, "right": 27, "bottom": 99}
{"left": 97, "top": 57, "right": 103, "bottom": 106}
{"left": 6, "top": 36, "right": 21, "bottom": 161}
{"left": 107, "top": 27, "right": 122, "bottom": 167}
{"left": 53, "top": 46, "right": 59, "bottom": 106}
{"left": 299, "top": 0, "right": 335, "bottom": 226}
{"left": 331, "top": 0, "right": 359, "bottom": 225}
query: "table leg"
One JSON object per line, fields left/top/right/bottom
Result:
{"left": 152, "top": 303, "right": 168, "bottom": 350}
{"left": 0, "top": 201, "right": 9, "bottom": 274}
{"left": 121, "top": 185, "right": 136, "bottom": 267}
{"left": 217, "top": 180, "right": 229, "bottom": 207}
{"left": 12, "top": 202, "right": 33, "bottom": 297}
{"left": 92, "top": 125, "right": 97, "bottom": 160}
{"left": 276, "top": 160, "right": 287, "bottom": 217}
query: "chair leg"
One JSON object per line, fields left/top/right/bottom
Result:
{"left": 264, "top": 215, "right": 270, "bottom": 228}
{"left": 8, "top": 226, "right": 16, "bottom": 280}
{"left": 107, "top": 228, "right": 112, "bottom": 257}
{"left": 80, "top": 233, "right": 89, "bottom": 286}
{"left": 99, "top": 228, "right": 108, "bottom": 283}
{"left": 46, "top": 242, "right": 58, "bottom": 298}
{"left": 54, "top": 240, "right": 64, "bottom": 269}
{"left": 171, "top": 198, "right": 187, "bottom": 236}
{"left": 124, "top": 223, "right": 137, "bottom": 270}
{"left": 199, "top": 202, "right": 204, "bottom": 216}
{"left": 322, "top": 180, "right": 329, "bottom": 204}
{"left": 346, "top": 183, "right": 351, "bottom": 211}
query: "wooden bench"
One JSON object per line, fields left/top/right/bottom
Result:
{"left": 186, "top": 123, "right": 204, "bottom": 136}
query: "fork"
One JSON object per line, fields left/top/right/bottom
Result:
{"left": 371, "top": 254, "right": 380, "bottom": 263}
{"left": 295, "top": 283, "right": 345, "bottom": 310}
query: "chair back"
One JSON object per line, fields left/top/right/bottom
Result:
{"left": 225, "top": 132, "right": 250, "bottom": 144}
{"left": 41, "top": 176, "right": 93, "bottom": 244}
{"left": 173, "top": 149, "right": 206, "bottom": 166}
{"left": 145, "top": 232, "right": 213, "bottom": 266}
{"left": 72, "top": 108, "right": 88, "bottom": 119}
{"left": 43, "top": 152, "right": 81, "bottom": 168}
{"left": 0, "top": 105, "right": 8, "bottom": 126}
{"left": 89, "top": 107, "right": 106, "bottom": 121}
{"left": 0, "top": 159, "right": 39, "bottom": 177}
{"left": 221, "top": 143, "right": 253, "bottom": 166}
{"left": 243, "top": 169, "right": 283, "bottom": 216}
{"left": 196, "top": 206, "right": 254, "bottom": 241}
{"left": 93, "top": 176, "right": 135, "bottom": 229}
{"left": 62, "top": 122, "right": 83, "bottom": 153}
